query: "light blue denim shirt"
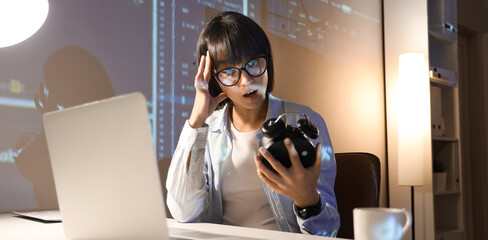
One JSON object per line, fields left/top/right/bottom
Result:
{"left": 166, "top": 94, "right": 340, "bottom": 237}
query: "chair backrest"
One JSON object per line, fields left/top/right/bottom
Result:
{"left": 334, "top": 152, "right": 381, "bottom": 239}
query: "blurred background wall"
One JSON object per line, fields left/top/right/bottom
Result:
{"left": 0, "top": 0, "right": 384, "bottom": 213}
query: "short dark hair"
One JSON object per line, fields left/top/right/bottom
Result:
{"left": 196, "top": 11, "right": 274, "bottom": 110}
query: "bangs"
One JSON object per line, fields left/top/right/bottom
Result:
{"left": 202, "top": 14, "right": 269, "bottom": 70}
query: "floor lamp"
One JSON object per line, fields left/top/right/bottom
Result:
{"left": 397, "top": 52, "right": 428, "bottom": 240}
{"left": 0, "top": 0, "right": 49, "bottom": 48}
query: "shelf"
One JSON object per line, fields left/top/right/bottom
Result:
{"left": 434, "top": 189, "right": 460, "bottom": 196}
{"left": 428, "top": 0, "right": 463, "bottom": 239}
{"left": 429, "top": 30, "right": 456, "bottom": 44}
{"left": 436, "top": 229, "right": 463, "bottom": 235}
{"left": 430, "top": 76, "right": 457, "bottom": 88}
{"left": 432, "top": 136, "right": 459, "bottom": 142}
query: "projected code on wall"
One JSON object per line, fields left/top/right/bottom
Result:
{"left": 152, "top": 0, "right": 378, "bottom": 159}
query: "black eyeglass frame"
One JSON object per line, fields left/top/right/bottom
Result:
{"left": 213, "top": 55, "right": 269, "bottom": 87}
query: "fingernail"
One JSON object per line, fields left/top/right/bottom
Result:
{"left": 260, "top": 147, "right": 267, "bottom": 154}
{"left": 285, "top": 138, "right": 291, "bottom": 144}
{"left": 206, "top": 50, "right": 209, "bottom": 57}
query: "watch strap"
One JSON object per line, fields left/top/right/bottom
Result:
{"left": 295, "top": 197, "right": 322, "bottom": 219}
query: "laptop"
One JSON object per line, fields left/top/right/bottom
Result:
{"left": 43, "top": 92, "right": 170, "bottom": 239}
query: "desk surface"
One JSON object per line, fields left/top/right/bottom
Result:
{"left": 0, "top": 213, "right": 346, "bottom": 240}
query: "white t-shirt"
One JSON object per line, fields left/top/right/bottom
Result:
{"left": 220, "top": 122, "right": 278, "bottom": 230}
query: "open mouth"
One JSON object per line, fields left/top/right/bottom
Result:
{"left": 243, "top": 90, "right": 257, "bottom": 97}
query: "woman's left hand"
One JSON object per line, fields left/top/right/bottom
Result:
{"left": 254, "top": 138, "right": 323, "bottom": 208}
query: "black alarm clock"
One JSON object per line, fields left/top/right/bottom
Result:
{"left": 259, "top": 113, "right": 319, "bottom": 172}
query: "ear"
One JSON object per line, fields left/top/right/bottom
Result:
{"left": 208, "top": 77, "right": 223, "bottom": 97}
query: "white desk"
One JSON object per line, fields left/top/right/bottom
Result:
{"left": 0, "top": 213, "right": 346, "bottom": 240}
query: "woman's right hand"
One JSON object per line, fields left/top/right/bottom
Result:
{"left": 188, "top": 51, "right": 228, "bottom": 128}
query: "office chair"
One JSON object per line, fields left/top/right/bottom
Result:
{"left": 158, "top": 158, "right": 173, "bottom": 218}
{"left": 334, "top": 152, "right": 381, "bottom": 239}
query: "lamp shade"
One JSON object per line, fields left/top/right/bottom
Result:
{"left": 397, "top": 52, "right": 428, "bottom": 186}
{"left": 0, "top": 0, "right": 49, "bottom": 48}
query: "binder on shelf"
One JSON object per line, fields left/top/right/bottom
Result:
{"left": 431, "top": 85, "right": 444, "bottom": 137}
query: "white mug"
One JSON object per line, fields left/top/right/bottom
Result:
{"left": 353, "top": 207, "right": 412, "bottom": 240}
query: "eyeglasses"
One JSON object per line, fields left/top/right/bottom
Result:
{"left": 214, "top": 56, "right": 268, "bottom": 86}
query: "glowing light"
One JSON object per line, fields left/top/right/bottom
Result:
{"left": 10, "top": 79, "right": 23, "bottom": 94}
{"left": 342, "top": 4, "right": 352, "bottom": 14}
{"left": 0, "top": 148, "right": 19, "bottom": 163}
{"left": 397, "top": 52, "right": 428, "bottom": 186}
{"left": 0, "top": 0, "right": 49, "bottom": 48}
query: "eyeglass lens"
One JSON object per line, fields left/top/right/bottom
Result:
{"left": 217, "top": 56, "right": 267, "bottom": 86}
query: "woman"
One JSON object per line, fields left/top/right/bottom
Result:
{"left": 166, "top": 11, "right": 339, "bottom": 237}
